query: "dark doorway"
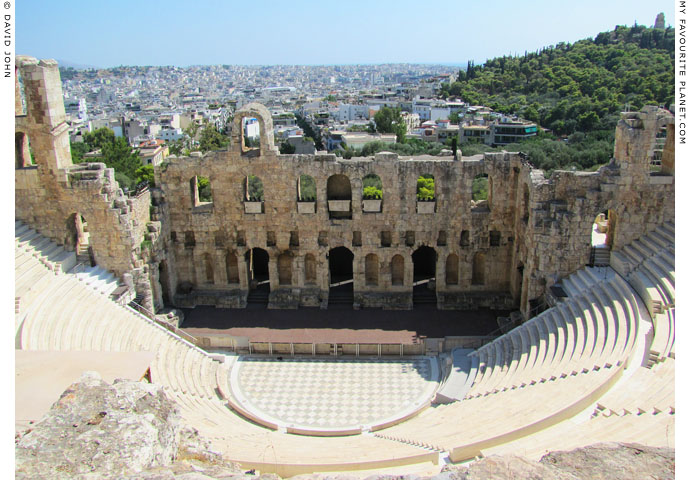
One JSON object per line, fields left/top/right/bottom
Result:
{"left": 245, "top": 248, "right": 269, "bottom": 286}
{"left": 412, "top": 246, "right": 436, "bottom": 282}
{"left": 328, "top": 247, "right": 354, "bottom": 307}
{"left": 245, "top": 248, "right": 270, "bottom": 307}
{"left": 412, "top": 246, "right": 437, "bottom": 307}
{"left": 159, "top": 260, "right": 172, "bottom": 305}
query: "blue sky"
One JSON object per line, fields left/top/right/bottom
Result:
{"left": 17, "top": 0, "right": 675, "bottom": 67}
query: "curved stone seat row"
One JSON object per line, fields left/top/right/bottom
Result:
{"left": 381, "top": 362, "right": 624, "bottom": 461}
{"left": 594, "top": 357, "right": 675, "bottom": 417}
{"left": 611, "top": 222, "right": 675, "bottom": 359}
{"left": 466, "top": 268, "right": 637, "bottom": 399}
{"left": 16, "top": 225, "right": 226, "bottom": 405}
{"left": 479, "top": 405, "right": 674, "bottom": 460}
{"left": 475, "top": 357, "right": 675, "bottom": 460}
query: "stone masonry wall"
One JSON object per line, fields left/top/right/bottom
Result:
{"left": 153, "top": 103, "right": 674, "bottom": 315}
{"left": 14, "top": 56, "right": 151, "bottom": 302}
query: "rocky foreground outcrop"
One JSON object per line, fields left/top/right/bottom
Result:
{"left": 16, "top": 373, "right": 674, "bottom": 479}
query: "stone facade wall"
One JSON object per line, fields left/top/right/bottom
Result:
{"left": 155, "top": 103, "right": 525, "bottom": 310}
{"left": 15, "top": 59, "right": 675, "bottom": 318}
{"left": 153, "top": 103, "right": 674, "bottom": 315}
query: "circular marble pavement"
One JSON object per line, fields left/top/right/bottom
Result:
{"left": 228, "top": 356, "right": 440, "bottom": 434}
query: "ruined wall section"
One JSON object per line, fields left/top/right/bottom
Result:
{"left": 155, "top": 108, "right": 524, "bottom": 310}
{"left": 518, "top": 107, "right": 675, "bottom": 314}
{"left": 14, "top": 57, "right": 152, "bottom": 301}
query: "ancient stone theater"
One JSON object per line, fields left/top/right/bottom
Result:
{"left": 15, "top": 56, "right": 675, "bottom": 477}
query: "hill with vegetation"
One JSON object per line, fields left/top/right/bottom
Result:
{"left": 346, "top": 22, "right": 674, "bottom": 175}
{"left": 442, "top": 23, "right": 674, "bottom": 135}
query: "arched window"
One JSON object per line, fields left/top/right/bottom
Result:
{"left": 362, "top": 173, "right": 383, "bottom": 212}
{"left": 472, "top": 252, "right": 486, "bottom": 285}
{"left": 416, "top": 174, "right": 435, "bottom": 201}
{"left": 204, "top": 253, "right": 214, "bottom": 284}
{"left": 242, "top": 116, "right": 261, "bottom": 153}
{"left": 190, "top": 175, "right": 213, "bottom": 207}
{"left": 391, "top": 255, "right": 405, "bottom": 286}
{"left": 298, "top": 174, "right": 316, "bottom": 202}
{"left": 327, "top": 174, "right": 352, "bottom": 219}
{"left": 278, "top": 253, "right": 292, "bottom": 285}
{"left": 471, "top": 173, "right": 489, "bottom": 209}
{"left": 245, "top": 175, "right": 264, "bottom": 201}
{"left": 226, "top": 251, "right": 239, "bottom": 284}
{"left": 244, "top": 175, "right": 264, "bottom": 213}
{"left": 365, "top": 253, "right": 379, "bottom": 286}
{"left": 304, "top": 253, "right": 317, "bottom": 285}
{"left": 446, "top": 254, "right": 459, "bottom": 285}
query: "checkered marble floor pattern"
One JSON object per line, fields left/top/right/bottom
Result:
{"left": 232, "top": 357, "right": 439, "bottom": 430}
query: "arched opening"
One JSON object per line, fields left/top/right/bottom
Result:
{"left": 203, "top": 253, "right": 214, "bottom": 284}
{"left": 327, "top": 174, "right": 352, "bottom": 219}
{"left": 471, "top": 173, "right": 489, "bottom": 209}
{"left": 69, "top": 213, "right": 93, "bottom": 266}
{"left": 158, "top": 260, "right": 172, "bottom": 305}
{"left": 245, "top": 248, "right": 270, "bottom": 294}
{"left": 304, "top": 253, "right": 317, "bottom": 285}
{"left": 412, "top": 246, "right": 437, "bottom": 306}
{"left": 591, "top": 209, "right": 616, "bottom": 265}
{"left": 412, "top": 246, "right": 436, "bottom": 282}
{"left": 391, "top": 255, "right": 405, "bottom": 286}
{"left": 226, "top": 251, "right": 239, "bottom": 284}
{"left": 15, "top": 132, "right": 34, "bottom": 168}
{"left": 328, "top": 247, "right": 354, "bottom": 306}
{"left": 365, "top": 253, "right": 379, "bottom": 286}
{"left": 190, "top": 175, "right": 213, "bottom": 207}
{"left": 472, "top": 252, "right": 486, "bottom": 285}
{"left": 445, "top": 253, "right": 459, "bottom": 285}
{"left": 298, "top": 174, "right": 316, "bottom": 202}
{"left": 242, "top": 116, "right": 261, "bottom": 154}
{"left": 362, "top": 173, "right": 383, "bottom": 212}
{"left": 244, "top": 175, "right": 264, "bottom": 213}
{"left": 278, "top": 252, "right": 292, "bottom": 285}
{"left": 244, "top": 175, "right": 264, "bottom": 201}
{"left": 416, "top": 174, "right": 436, "bottom": 214}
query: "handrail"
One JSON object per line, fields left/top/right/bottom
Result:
{"left": 69, "top": 262, "right": 87, "bottom": 274}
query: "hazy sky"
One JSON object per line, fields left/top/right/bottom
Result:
{"left": 17, "top": 0, "right": 676, "bottom": 67}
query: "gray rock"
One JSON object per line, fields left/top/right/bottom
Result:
{"left": 15, "top": 373, "right": 243, "bottom": 480}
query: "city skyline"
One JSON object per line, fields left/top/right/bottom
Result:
{"left": 17, "top": 0, "right": 675, "bottom": 68}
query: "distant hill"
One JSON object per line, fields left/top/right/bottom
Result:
{"left": 57, "top": 59, "right": 100, "bottom": 70}
{"left": 442, "top": 22, "right": 674, "bottom": 136}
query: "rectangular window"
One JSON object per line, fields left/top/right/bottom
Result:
{"left": 381, "top": 231, "right": 392, "bottom": 247}
{"left": 490, "top": 230, "right": 501, "bottom": 247}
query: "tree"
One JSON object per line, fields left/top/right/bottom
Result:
{"left": 70, "top": 141, "right": 90, "bottom": 163}
{"left": 279, "top": 141, "right": 296, "bottom": 154}
{"left": 135, "top": 165, "right": 155, "bottom": 187}
{"left": 198, "top": 122, "right": 229, "bottom": 152}
{"left": 101, "top": 136, "right": 141, "bottom": 182}
{"left": 374, "top": 107, "right": 400, "bottom": 133}
{"left": 75, "top": 127, "right": 141, "bottom": 187}
{"left": 83, "top": 127, "right": 116, "bottom": 151}
{"left": 394, "top": 120, "right": 407, "bottom": 144}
